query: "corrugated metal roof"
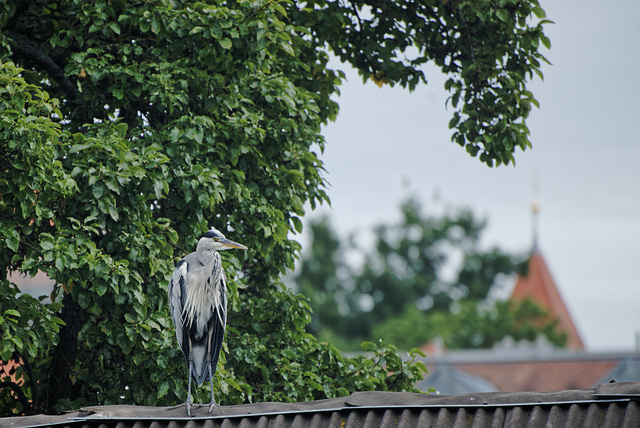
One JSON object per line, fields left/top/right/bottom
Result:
{"left": 4, "top": 381, "right": 640, "bottom": 428}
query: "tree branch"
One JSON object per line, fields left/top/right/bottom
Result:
{"left": 5, "top": 31, "right": 79, "bottom": 101}
{"left": 19, "top": 354, "right": 39, "bottom": 413}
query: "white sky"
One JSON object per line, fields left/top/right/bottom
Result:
{"left": 300, "top": 0, "right": 640, "bottom": 351}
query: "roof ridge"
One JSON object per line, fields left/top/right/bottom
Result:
{"left": 4, "top": 382, "right": 640, "bottom": 427}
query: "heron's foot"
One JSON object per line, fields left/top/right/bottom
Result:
{"left": 186, "top": 401, "right": 192, "bottom": 417}
{"left": 209, "top": 401, "right": 220, "bottom": 413}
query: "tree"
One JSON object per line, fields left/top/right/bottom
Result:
{"left": 295, "top": 198, "right": 566, "bottom": 350}
{"left": 346, "top": 198, "right": 518, "bottom": 339}
{"left": 291, "top": 216, "right": 347, "bottom": 337}
{"left": 372, "top": 299, "right": 567, "bottom": 350}
{"left": 0, "top": 0, "right": 550, "bottom": 415}
{"left": 292, "top": 0, "right": 551, "bottom": 166}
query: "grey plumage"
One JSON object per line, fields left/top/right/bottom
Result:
{"left": 168, "top": 227, "right": 247, "bottom": 416}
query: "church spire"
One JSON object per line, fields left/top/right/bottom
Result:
{"left": 511, "top": 183, "right": 585, "bottom": 350}
{"left": 531, "top": 181, "right": 541, "bottom": 252}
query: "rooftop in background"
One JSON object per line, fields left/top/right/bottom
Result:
{"left": 511, "top": 249, "right": 585, "bottom": 350}
{"left": 418, "top": 338, "right": 640, "bottom": 394}
{"left": 5, "top": 381, "right": 640, "bottom": 428}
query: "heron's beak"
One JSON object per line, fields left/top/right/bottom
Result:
{"left": 219, "top": 238, "right": 248, "bottom": 250}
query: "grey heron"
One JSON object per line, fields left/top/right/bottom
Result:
{"left": 168, "top": 227, "right": 247, "bottom": 416}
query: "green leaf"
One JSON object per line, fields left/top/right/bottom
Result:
{"left": 533, "top": 68, "right": 544, "bottom": 81}
{"left": 219, "top": 38, "right": 232, "bottom": 49}
{"left": 272, "top": 3, "right": 288, "bottom": 17}
{"left": 151, "top": 18, "right": 161, "bottom": 34}
{"left": 361, "top": 341, "right": 376, "bottom": 352}
{"left": 108, "top": 205, "right": 119, "bottom": 221}
{"left": 114, "top": 122, "right": 128, "bottom": 138}
{"left": 70, "top": 52, "right": 84, "bottom": 63}
{"left": 5, "top": 230, "right": 20, "bottom": 252}
{"left": 170, "top": 127, "right": 181, "bottom": 142}
{"left": 95, "top": 283, "right": 108, "bottom": 296}
{"left": 540, "top": 34, "right": 551, "bottom": 49}
{"left": 532, "top": 6, "right": 546, "bottom": 18}
{"left": 1, "top": 342, "right": 13, "bottom": 361}
{"left": 413, "top": 361, "right": 429, "bottom": 374}
{"left": 140, "top": 20, "right": 150, "bottom": 32}
{"left": 291, "top": 217, "right": 303, "bottom": 233}
{"left": 409, "top": 348, "right": 426, "bottom": 358}
{"left": 11, "top": 336, "right": 24, "bottom": 349}
{"left": 40, "top": 233, "right": 55, "bottom": 251}
{"left": 158, "top": 380, "right": 169, "bottom": 398}
{"left": 108, "top": 21, "right": 121, "bottom": 35}
{"left": 4, "top": 309, "right": 20, "bottom": 318}
{"left": 92, "top": 184, "right": 104, "bottom": 199}
{"left": 280, "top": 41, "right": 295, "bottom": 56}
{"left": 496, "top": 9, "right": 510, "bottom": 22}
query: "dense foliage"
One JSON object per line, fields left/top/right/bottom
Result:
{"left": 294, "top": 0, "right": 551, "bottom": 166}
{"left": 293, "top": 199, "right": 567, "bottom": 350}
{"left": 0, "top": 0, "right": 549, "bottom": 415}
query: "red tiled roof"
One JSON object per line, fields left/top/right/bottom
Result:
{"left": 0, "top": 359, "right": 23, "bottom": 386}
{"left": 456, "top": 359, "right": 618, "bottom": 392}
{"left": 511, "top": 250, "right": 584, "bottom": 350}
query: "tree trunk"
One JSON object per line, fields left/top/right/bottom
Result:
{"left": 43, "top": 292, "right": 88, "bottom": 413}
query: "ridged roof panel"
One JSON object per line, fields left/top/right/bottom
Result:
{"left": 5, "top": 381, "right": 640, "bottom": 428}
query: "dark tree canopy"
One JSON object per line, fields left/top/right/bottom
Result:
{"left": 0, "top": 0, "right": 549, "bottom": 415}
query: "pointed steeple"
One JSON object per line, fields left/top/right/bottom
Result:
{"left": 510, "top": 189, "right": 585, "bottom": 350}
{"left": 511, "top": 252, "right": 585, "bottom": 350}
{"left": 531, "top": 181, "right": 541, "bottom": 252}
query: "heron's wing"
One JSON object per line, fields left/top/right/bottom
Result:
{"left": 208, "top": 275, "right": 227, "bottom": 381}
{"left": 168, "top": 258, "right": 189, "bottom": 356}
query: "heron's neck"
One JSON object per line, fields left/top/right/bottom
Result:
{"left": 197, "top": 249, "right": 217, "bottom": 264}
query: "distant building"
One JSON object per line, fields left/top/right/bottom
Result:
{"left": 416, "top": 197, "right": 640, "bottom": 394}
{"left": 510, "top": 248, "right": 584, "bottom": 350}
{"left": 418, "top": 339, "right": 640, "bottom": 393}
{"left": 509, "top": 194, "right": 584, "bottom": 350}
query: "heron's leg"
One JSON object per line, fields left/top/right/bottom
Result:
{"left": 186, "top": 360, "right": 193, "bottom": 416}
{"left": 206, "top": 331, "right": 217, "bottom": 413}
{"left": 187, "top": 338, "right": 193, "bottom": 417}
{"left": 208, "top": 358, "right": 216, "bottom": 413}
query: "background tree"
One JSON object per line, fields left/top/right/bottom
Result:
{"left": 294, "top": 198, "right": 566, "bottom": 350}
{"left": 372, "top": 299, "right": 567, "bottom": 350}
{"left": 292, "top": 216, "right": 349, "bottom": 338}
{"left": 0, "top": 0, "right": 550, "bottom": 415}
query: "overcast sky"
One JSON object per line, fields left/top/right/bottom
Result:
{"left": 300, "top": 0, "right": 640, "bottom": 352}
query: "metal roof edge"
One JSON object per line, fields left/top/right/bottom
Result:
{"left": 61, "top": 397, "right": 637, "bottom": 423}
{"left": 418, "top": 350, "right": 640, "bottom": 365}
{"left": 4, "top": 381, "right": 640, "bottom": 427}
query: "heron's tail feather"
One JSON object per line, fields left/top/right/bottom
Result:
{"left": 190, "top": 343, "right": 212, "bottom": 384}
{"left": 184, "top": 309, "right": 226, "bottom": 385}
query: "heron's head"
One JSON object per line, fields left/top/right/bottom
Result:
{"left": 199, "top": 227, "right": 248, "bottom": 252}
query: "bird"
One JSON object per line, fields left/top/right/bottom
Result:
{"left": 168, "top": 227, "right": 247, "bottom": 416}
